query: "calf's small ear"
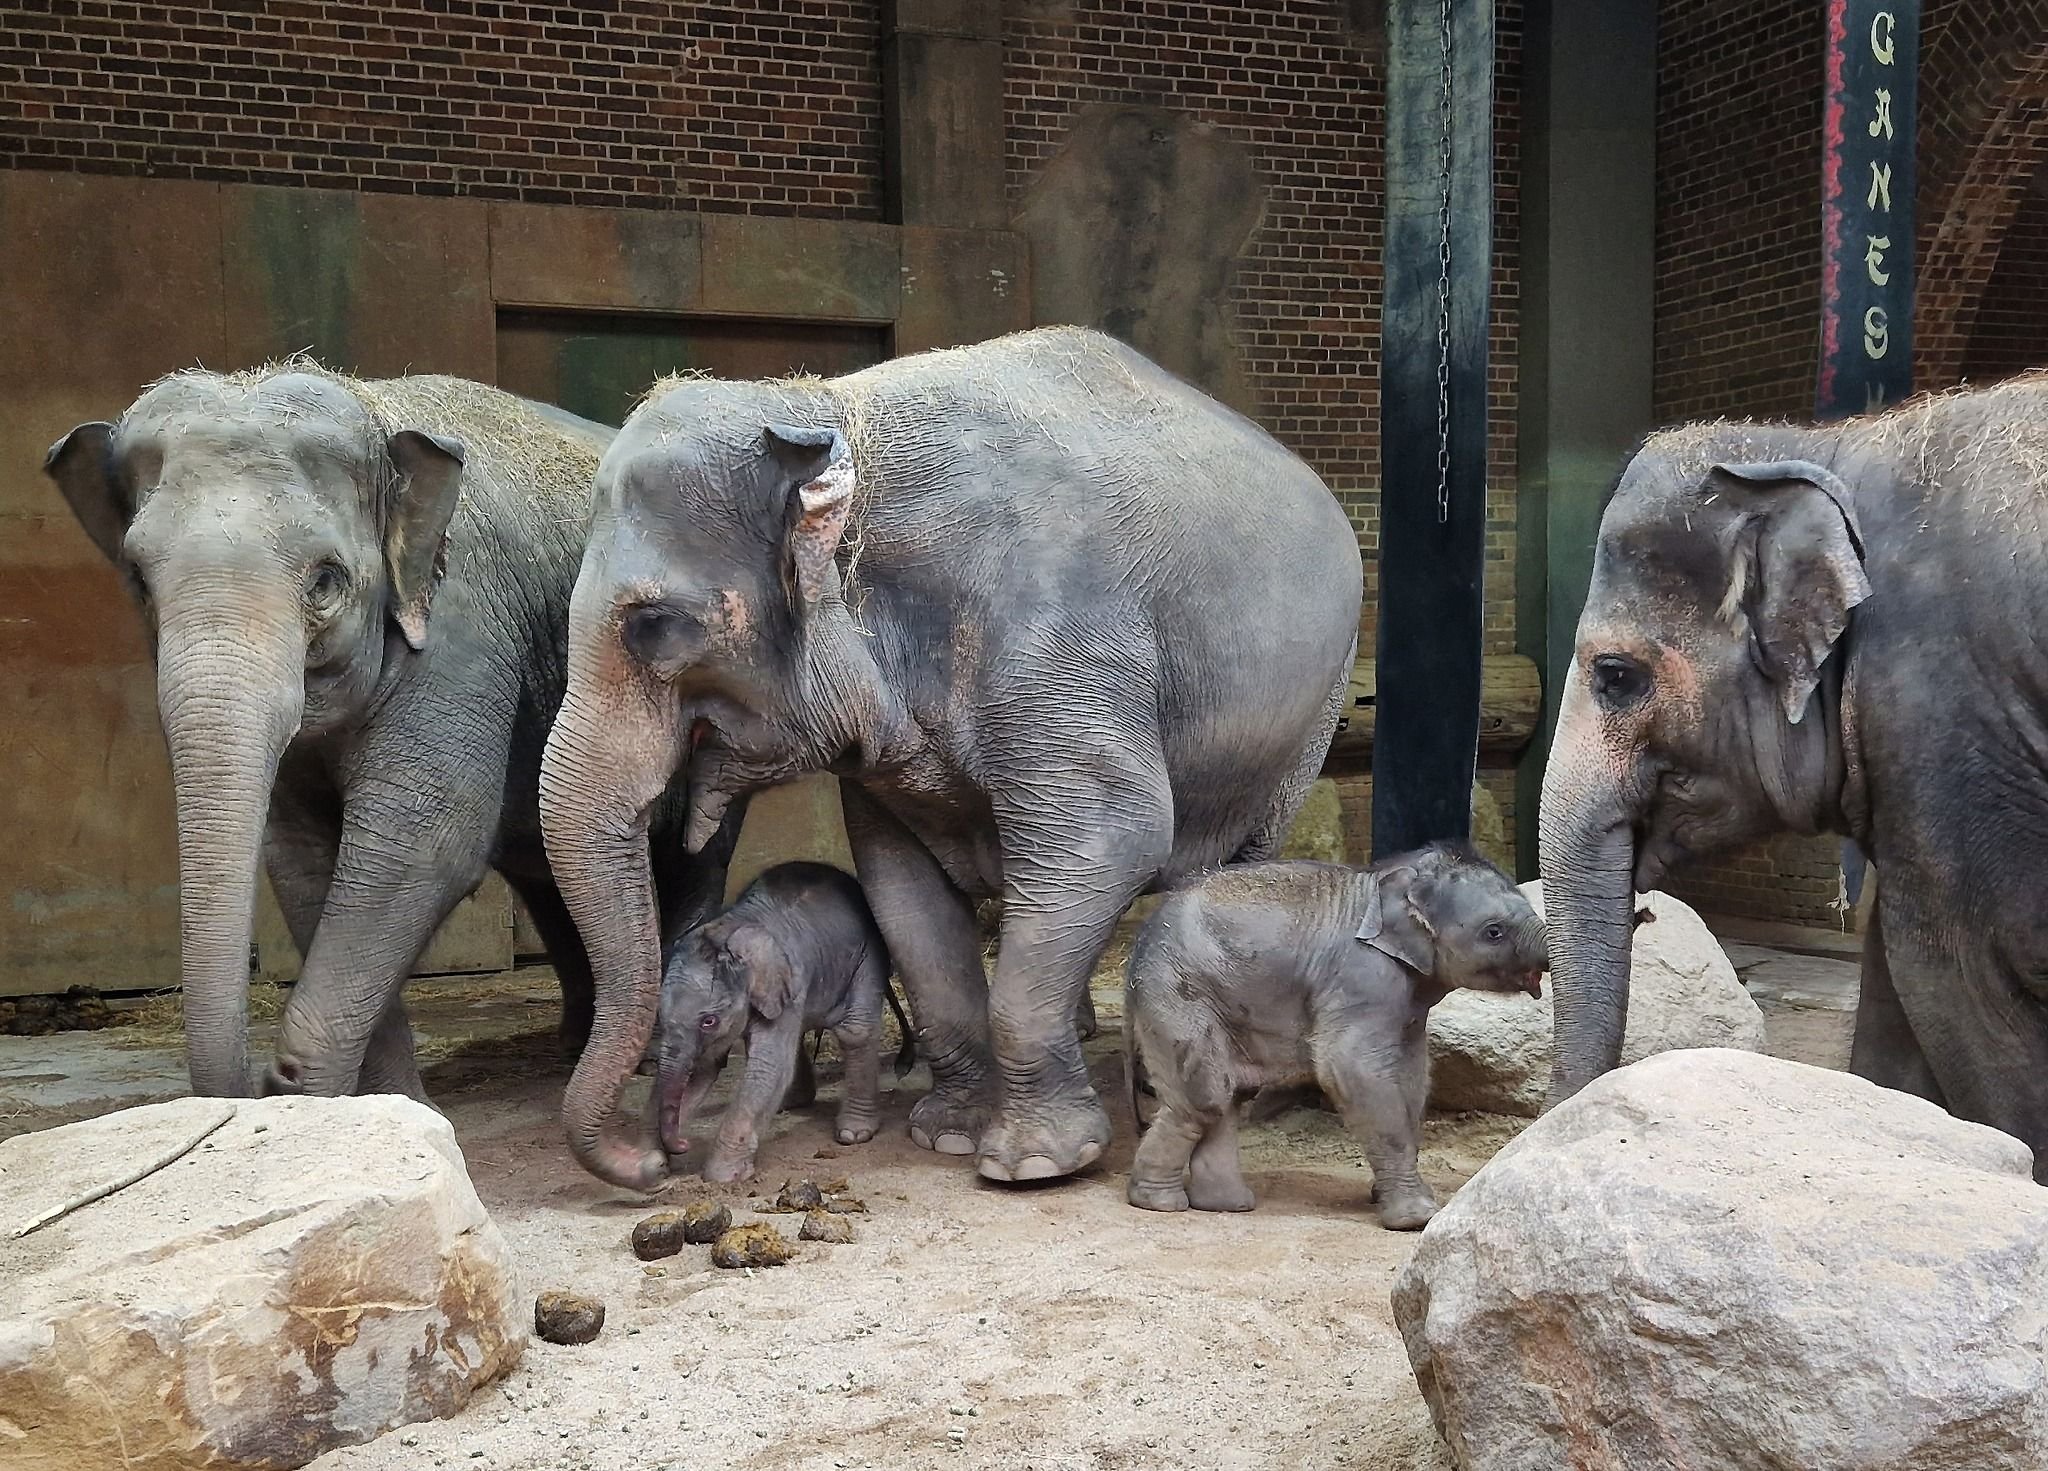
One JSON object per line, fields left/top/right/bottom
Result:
{"left": 1355, "top": 870, "right": 1437, "bottom": 974}
{"left": 732, "top": 925, "right": 800, "bottom": 1021}
{"left": 385, "top": 429, "right": 465, "bottom": 651}
{"left": 765, "top": 423, "right": 855, "bottom": 610}
{"left": 44, "top": 422, "right": 127, "bottom": 566}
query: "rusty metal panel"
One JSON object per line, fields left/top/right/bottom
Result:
{"left": 495, "top": 310, "right": 886, "bottom": 427}
{"left": 221, "top": 186, "right": 494, "bottom": 379}
{"left": 0, "top": 173, "right": 228, "bottom": 998}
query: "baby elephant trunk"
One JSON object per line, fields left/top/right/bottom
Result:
{"left": 653, "top": 1041, "right": 726, "bottom": 1158}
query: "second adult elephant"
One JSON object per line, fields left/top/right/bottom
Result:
{"left": 45, "top": 367, "right": 738, "bottom": 1100}
{"left": 1541, "top": 377, "right": 2048, "bottom": 1178}
{"left": 539, "top": 326, "right": 1363, "bottom": 1190}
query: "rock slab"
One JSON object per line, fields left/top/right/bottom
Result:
{"left": 0, "top": 1095, "right": 524, "bottom": 1470}
{"left": 1393, "top": 1048, "right": 2048, "bottom": 1471}
{"left": 1427, "top": 882, "right": 1763, "bottom": 1116}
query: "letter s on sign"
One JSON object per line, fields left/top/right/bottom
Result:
{"left": 1864, "top": 306, "right": 1890, "bottom": 359}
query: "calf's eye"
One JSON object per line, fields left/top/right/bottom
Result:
{"left": 1483, "top": 923, "right": 1506, "bottom": 943}
{"left": 698, "top": 1011, "right": 720, "bottom": 1032}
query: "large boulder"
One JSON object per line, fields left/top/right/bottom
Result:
{"left": 0, "top": 1095, "right": 523, "bottom": 1470}
{"left": 1427, "top": 882, "right": 1762, "bottom": 1115}
{"left": 1393, "top": 1048, "right": 2048, "bottom": 1471}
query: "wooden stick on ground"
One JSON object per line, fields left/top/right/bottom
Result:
{"left": 9, "top": 1103, "right": 237, "bottom": 1240}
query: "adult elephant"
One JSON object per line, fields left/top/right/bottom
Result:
{"left": 1540, "top": 381, "right": 2048, "bottom": 1178}
{"left": 45, "top": 367, "right": 737, "bottom": 1101}
{"left": 539, "top": 327, "right": 1361, "bottom": 1191}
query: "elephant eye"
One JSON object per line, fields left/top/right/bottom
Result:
{"left": 1484, "top": 923, "right": 1506, "bottom": 944}
{"left": 1590, "top": 654, "right": 1649, "bottom": 707}
{"left": 621, "top": 602, "right": 702, "bottom": 669}
{"left": 304, "top": 560, "right": 347, "bottom": 611}
{"left": 698, "top": 1011, "right": 720, "bottom": 1032}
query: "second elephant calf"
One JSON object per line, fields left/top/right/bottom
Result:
{"left": 1124, "top": 844, "right": 1547, "bottom": 1228}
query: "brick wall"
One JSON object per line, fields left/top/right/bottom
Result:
{"left": 1003, "top": 0, "right": 1524, "bottom": 660}
{"left": 1961, "top": 172, "right": 2048, "bottom": 381}
{"left": 0, "top": 1, "right": 882, "bottom": 214}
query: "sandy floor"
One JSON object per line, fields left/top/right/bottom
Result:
{"left": 1, "top": 942, "right": 1856, "bottom": 1471}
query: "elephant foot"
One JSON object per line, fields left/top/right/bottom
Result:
{"left": 1376, "top": 1188, "right": 1438, "bottom": 1231}
{"left": 1126, "top": 1179, "right": 1190, "bottom": 1212}
{"left": 702, "top": 1144, "right": 759, "bottom": 1184}
{"left": 907, "top": 1088, "right": 988, "bottom": 1156}
{"left": 975, "top": 1093, "right": 1111, "bottom": 1183}
{"left": 1187, "top": 1174, "right": 1255, "bottom": 1213}
{"left": 835, "top": 1107, "right": 880, "bottom": 1146}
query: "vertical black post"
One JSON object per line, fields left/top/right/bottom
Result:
{"left": 1373, "top": 0, "right": 1495, "bottom": 859}
{"left": 1818, "top": 0, "right": 1916, "bottom": 905}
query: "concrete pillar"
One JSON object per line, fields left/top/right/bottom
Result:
{"left": 1513, "top": 0, "right": 1657, "bottom": 878}
{"left": 881, "top": 0, "right": 1007, "bottom": 230}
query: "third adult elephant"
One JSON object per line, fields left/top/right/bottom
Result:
{"left": 539, "top": 327, "right": 1362, "bottom": 1190}
{"left": 1541, "top": 378, "right": 2048, "bottom": 1178}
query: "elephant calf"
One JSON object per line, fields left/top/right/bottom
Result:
{"left": 653, "top": 862, "right": 910, "bottom": 1182}
{"left": 1123, "top": 845, "right": 1546, "bottom": 1228}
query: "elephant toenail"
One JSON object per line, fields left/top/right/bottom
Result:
{"left": 1010, "top": 1154, "right": 1064, "bottom": 1180}
{"left": 934, "top": 1132, "right": 975, "bottom": 1155}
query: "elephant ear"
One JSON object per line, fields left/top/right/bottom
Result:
{"left": 384, "top": 430, "right": 466, "bottom": 651}
{"left": 731, "top": 925, "right": 800, "bottom": 1021}
{"left": 1710, "top": 459, "right": 1871, "bottom": 725}
{"left": 764, "top": 423, "right": 855, "bottom": 610}
{"left": 1355, "top": 868, "right": 1436, "bottom": 975}
{"left": 44, "top": 422, "right": 128, "bottom": 566}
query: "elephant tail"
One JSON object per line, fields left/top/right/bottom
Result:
{"left": 884, "top": 979, "right": 917, "bottom": 1078}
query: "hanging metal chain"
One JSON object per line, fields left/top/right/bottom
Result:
{"left": 1433, "top": 0, "right": 1455, "bottom": 526}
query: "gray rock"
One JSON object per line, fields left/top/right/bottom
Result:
{"left": 0, "top": 1095, "right": 523, "bottom": 1470}
{"left": 1394, "top": 1048, "right": 2048, "bottom": 1471}
{"left": 1427, "top": 882, "right": 1762, "bottom": 1116}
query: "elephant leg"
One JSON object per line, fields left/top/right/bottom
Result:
{"left": 266, "top": 720, "right": 509, "bottom": 1100}
{"left": 263, "top": 760, "right": 341, "bottom": 961}
{"left": 841, "top": 782, "right": 992, "bottom": 1156}
{"left": 1319, "top": 1024, "right": 1435, "bottom": 1229}
{"left": 978, "top": 768, "right": 1170, "bottom": 1183}
{"left": 1186, "top": 1109, "right": 1255, "bottom": 1212}
{"left": 1074, "top": 987, "right": 1100, "bottom": 1041}
{"left": 1127, "top": 1101, "right": 1202, "bottom": 1211}
{"left": 507, "top": 875, "right": 597, "bottom": 1060}
{"left": 1849, "top": 897, "right": 1944, "bottom": 1105}
{"left": 703, "top": 1015, "right": 804, "bottom": 1183}
{"left": 1874, "top": 892, "right": 2048, "bottom": 1181}
{"left": 783, "top": 1046, "right": 818, "bottom": 1110}
{"left": 359, "top": 992, "right": 431, "bottom": 1103}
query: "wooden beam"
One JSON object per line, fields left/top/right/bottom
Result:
{"left": 1323, "top": 654, "right": 1540, "bottom": 777}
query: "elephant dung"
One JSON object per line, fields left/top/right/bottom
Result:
{"left": 630, "top": 1211, "right": 689, "bottom": 1261}
{"left": 799, "top": 1209, "right": 855, "bottom": 1244}
{"left": 1426, "top": 883, "right": 1763, "bottom": 1116}
{"left": 1393, "top": 1049, "right": 2048, "bottom": 1471}
{"left": 0, "top": 1096, "right": 523, "bottom": 1471}
{"left": 769, "top": 1177, "right": 825, "bottom": 1213}
{"left": 534, "top": 1291, "right": 606, "bottom": 1346}
{"left": 712, "top": 1223, "right": 797, "bottom": 1269}
{"left": 681, "top": 1200, "right": 733, "bottom": 1244}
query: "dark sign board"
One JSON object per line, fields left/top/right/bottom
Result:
{"left": 1818, "top": 0, "right": 1917, "bottom": 420}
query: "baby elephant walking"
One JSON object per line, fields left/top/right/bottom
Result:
{"left": 653, "top": 862, "right": 909, "bottom": 1182}
{"left": 1124, "top": 845, "right": 1547, "bottom": 1228}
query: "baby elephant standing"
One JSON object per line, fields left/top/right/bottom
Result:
{"left": 1124, "top": 845, "right": 1547, "bottom": 1228}
{"left": 653, "top": 862, "right": 909, "bottom": 1182}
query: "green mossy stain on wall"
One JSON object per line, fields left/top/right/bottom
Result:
{"left": 244, "top": 190, "right": 363, "bottom": 369}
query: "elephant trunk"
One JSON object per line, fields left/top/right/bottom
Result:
{"left": 1538, "top": 683, "right": 1638, "bottom": 1107}
{"left": 540, "top": 623, "right": 685, "bottom": 1191}
{"left": 155, "top": 586, "right": 306, "bottom": 1097}
{"left": 653, "top": 1041, "right": 725, "bottom": 1157}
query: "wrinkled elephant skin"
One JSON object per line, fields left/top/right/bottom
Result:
{"left": 1540, "top": 383, "right": 2048, "bottom": 1180}
{"left": 45, "top": 369, "right": 736, "bottom": 1102}
{"left": 538, "top": 327, "right": 1362, "bottom": 1191}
